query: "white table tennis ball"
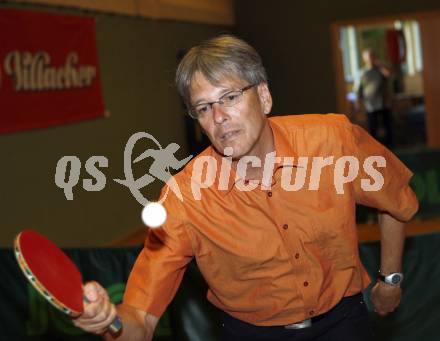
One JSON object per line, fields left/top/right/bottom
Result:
{"left": 142, "top": 202, "right": 167, "bottom": 228}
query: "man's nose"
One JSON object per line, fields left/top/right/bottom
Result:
{"left": 212, "top": 102, "right": 229, "bottom": 124}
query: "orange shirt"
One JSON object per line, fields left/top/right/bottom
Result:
{"left": 124, "top": 114, "right": 418, "bottom": 326}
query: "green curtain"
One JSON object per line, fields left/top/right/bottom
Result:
{"left": 1, "top": 231, "right": 440, "bottom": 340}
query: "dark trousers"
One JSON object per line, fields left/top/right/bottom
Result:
{"left": 220, "top": 293, "right": 374, "bottom": 341}
{"left": 367, "top": 108, "right": 394, "bottom": 147}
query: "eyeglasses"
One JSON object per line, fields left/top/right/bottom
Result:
{"left": 188, "top": 84, "right": 256, "bottom": 119}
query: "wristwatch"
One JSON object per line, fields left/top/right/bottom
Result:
{"left": 378, "top": 271, "right": 404, "bottom": 286}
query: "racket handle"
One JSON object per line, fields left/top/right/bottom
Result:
{"left": 108, "top": 315, "right": 122, "bottom": 334}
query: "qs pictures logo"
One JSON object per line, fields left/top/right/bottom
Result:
{"left": 54, "top": 132, "right": 193, "bottom": 206}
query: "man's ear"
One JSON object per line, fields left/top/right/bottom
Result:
{"left": 257, "top": 82, "right": 273, "bottom": 115}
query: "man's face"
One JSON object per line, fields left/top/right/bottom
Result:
{"left": 362, "top": 51, "right": 375, "bottom": 65}
{"left": 189, "top": 72, "right": 273, "bottom": 160}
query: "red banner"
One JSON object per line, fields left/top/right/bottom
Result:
{"left": 0, "top": 9, "right": 105, "bottom": 133}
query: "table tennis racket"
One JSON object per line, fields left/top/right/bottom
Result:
{"left": 14, "top": 230, "right": 122, "bottom": 334}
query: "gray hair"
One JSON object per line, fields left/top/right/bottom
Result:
{"left": 175, "top": 35, "right": 268, "bottom": 108}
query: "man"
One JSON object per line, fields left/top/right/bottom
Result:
{"left": 356, "top": 49, "right": 394, "bottom": 147}
{"left": 74, "top": 35, "right": 418, "bottom": 340}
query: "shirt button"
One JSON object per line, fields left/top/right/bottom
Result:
{"left": 282, "top": 224, "right": 288, "bottom": 230}
{"left": 267, "top": 191, "right": 273, "bottom": 197}
{"left": 295, "top": 253, "right": 300, "bottom": 259}
{"left": 309, "top": 310, "right": 314, "bottom": 316}
{"left": 303, "top": 281, "right": 309, "bottom": 287}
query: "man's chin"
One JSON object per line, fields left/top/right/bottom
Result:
{"left": 213, "top": 144, "right": 244, "bottom": 160}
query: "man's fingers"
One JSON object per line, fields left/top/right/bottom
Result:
{"left": 89, "top": 295, "right": 111, "bottom": 321}
{"left": 371, "top": 281, "right": 402, "bottom": 316}
{"left": 86, "top": 304, "right": 118, "bottom": 334}
{"left": 374, "top": 305, "right": 394, "bottom": 315}
{"left": 73, "top": 300, "right": 116, "bottom": 333}
{"left": 374, "top": 301, "right": 398, "bottom": 316}
{"left": 83, "top": 281, "right": 101, "bottom": 302}
{"left": 72, "top": 281, "right": 116, "bottom": 334}
{"left": 93, "top": 281, "right": 109, "bottom": 297}
{"left": 84, "top": 294, "right": 113, "bottom": 323}
{"left": 81, "top": 294, "right": 106, "bottom": 318}
{"left": 376, "top": 307, "right": 395, "bottom": 316}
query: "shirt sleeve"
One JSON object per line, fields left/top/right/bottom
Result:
{"left": 343, "top": 119, "right": 419, "bottom": 222}
{"left": 123, "top": 184, "right": 194, "bottom": 318}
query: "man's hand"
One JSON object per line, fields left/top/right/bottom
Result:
{"left": 370, "top": 281, "right": 402, "bottom": 316}
{"left": 72, "top": 281, "right": 118, "bottom": 335}
{"left": 73, "top": 282, "right": 159, "bottom": 341}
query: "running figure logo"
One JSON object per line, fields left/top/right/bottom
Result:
{"left": 114, "top": 132, "right": 193, "bottom": 205}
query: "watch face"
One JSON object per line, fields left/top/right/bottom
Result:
{"left": 391, "top": 274, "right": 402, "bottom": 284}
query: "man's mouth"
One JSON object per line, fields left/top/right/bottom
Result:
{"left": 219, "top": 130, "right": 240, "bottom": 141}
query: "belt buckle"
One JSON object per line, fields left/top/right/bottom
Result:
{"left": 284, "top": 318, "right": 312, "bottom": 329}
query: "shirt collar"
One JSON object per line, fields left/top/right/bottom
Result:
{"left": 269, "top": 117, "right": 297, "bottom": 170}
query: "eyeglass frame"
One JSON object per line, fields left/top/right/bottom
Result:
{"left": 188, "top": 83, "right": 257, "bottom": 119}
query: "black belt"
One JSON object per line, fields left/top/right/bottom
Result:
{"left": 222, "top": 293, "right": 364, "bottom": 331}
{"left": 284, "top": 293, "right": 362, "bottom": 329}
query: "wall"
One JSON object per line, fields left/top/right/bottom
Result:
{"left": 0, "top": 3, "right": 231, "bottom": 247}
{"left": 4, "top": 0, "right": 440, "bottom": 248}
{"left": 234, "top": 0, "right": 440, "bottom": 116}
{"left": 10, "top": 0, "right": 235, "bottom": 25}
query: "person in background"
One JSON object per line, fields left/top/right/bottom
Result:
{"left": 356, "top": 49, "right": 394, "bottom": 147}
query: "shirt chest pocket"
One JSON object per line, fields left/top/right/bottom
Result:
{"left": 310, "top": 221, "right": 357, "bottom": 269}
